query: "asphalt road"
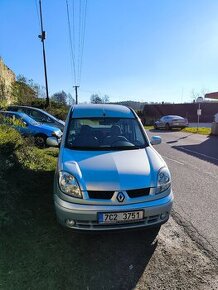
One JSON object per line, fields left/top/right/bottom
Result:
{"left": 147, "top": 129, "right": 218, "bottom": 258}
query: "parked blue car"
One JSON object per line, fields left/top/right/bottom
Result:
{"left": 0, "top": 111, "right": 62, "bottom": 147}
{"left": 7, "top": 105, "right": 65, "bottom": 131}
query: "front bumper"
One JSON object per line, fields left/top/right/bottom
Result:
{"left": 54, "top": 191, "right": 174, "bottom": 231}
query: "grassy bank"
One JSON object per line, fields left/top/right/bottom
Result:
{"left": 182, "top": 127, "right": 211, "bottom": 135}
{"left": 0, "top": 125, "right": 64, "bottom": 289}
{"left": 1, "top": 126, "right": 154, "bottom": 290}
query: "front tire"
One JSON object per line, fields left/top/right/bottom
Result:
{"left": 34, "top": 134, "right": 47, "bottom": 148}
{"left": 165, "top": 123, "right": 170, "bottom": 130}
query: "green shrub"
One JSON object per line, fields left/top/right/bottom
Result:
{"left": 0, "top": 125, "right": 58, "bottom": 228}
{"left": 29, "top": 99, "right": 69, "bottom": 120}
{"left": 0, "top": 125, "right": 24, "bottom": 154}
{"left": 46, "top": 105, "right": 69, "bottom": 121}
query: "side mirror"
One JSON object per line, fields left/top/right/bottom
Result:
{"left": 46, "top": 137, "right": 59, "bottom": 147}
{"left": 150, "top": 136, "right": 161, "bottom": 145}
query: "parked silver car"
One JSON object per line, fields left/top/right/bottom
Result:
{"left": 154, "top": 115, "right": 188, "bottom": 130}
{"left": 49, "top": 104, "right": 173, "bottom": 231}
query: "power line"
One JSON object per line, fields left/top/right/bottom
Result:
{"left": 65, "top": 0, "right": 88, "bottom": 103}
{"left": 78, "top": 0, "right": 87, "bottom": 85}
{"left": 66, "top": 0, "right": 76, "bottom": 85}
{"left": 77, "top": 0, "right": 82, "bottom": 85}
{"left": 34, "top": 0, "right": 41, "bottom": 28}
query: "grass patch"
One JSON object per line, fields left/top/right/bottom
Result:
{"left": 143, "top": 125, "right": 211, "bottom": 136}
{"left": 182, "top": 127, "right": 211, "bottom": 135}
{"left": 0, "top": 125, "right": 58, "bottom": 227}
{"left": 144, "top": 126, "right": 154, "bottom": 130}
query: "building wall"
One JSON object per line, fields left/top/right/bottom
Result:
{"left": 142, "top": 102, "right": 218, "bottom": 124}
{"left": 0, "top": 57, "right": 16, "bottom": 105}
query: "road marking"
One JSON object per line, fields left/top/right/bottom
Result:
{"left": 180, "top": 147, "right": 218, "bottom": 163}
{"left": 162, "top": 156, "right": 184, "bottom": 165}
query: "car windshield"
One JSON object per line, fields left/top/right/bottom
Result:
{"left": 66, "top": 117, "right": 148, "bottom": 150}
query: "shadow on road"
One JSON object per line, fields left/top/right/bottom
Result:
{"left": 62, "top": 227, "right": 159, "bottom": 289}
{"left": 165, "top": 133, "right": 194, "bottom": 144}
{"left": 149, "top": 128, "right": 181, "bottom": 133}
{"left": 172, "top": 135, "right": 218, "bottom": 166}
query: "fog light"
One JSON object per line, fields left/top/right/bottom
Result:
{"left": 160, "top": 212, "right": 168, "bottom": 220}
{"left": 65, "top": 219, "right": 76, "bottom": 227}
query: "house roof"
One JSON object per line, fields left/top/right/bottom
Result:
{"left": 205, "top": 92, "right": 218, "bottom": 100}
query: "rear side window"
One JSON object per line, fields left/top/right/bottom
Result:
{"left": 29, "top": 110, "right": 48, "bottom": 122}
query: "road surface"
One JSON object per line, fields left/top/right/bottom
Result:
{"left": 147, "top": 129, "right": 218, "bottom": 258}
{"left": 189, "top": 122, "right": 211, "bottom": 128}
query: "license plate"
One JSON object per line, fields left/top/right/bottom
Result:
{"left": 98, "top": 210, "right": 144, "bottom": 224}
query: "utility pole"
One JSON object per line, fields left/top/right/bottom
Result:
{"left": 38, "top": 0, "right": 49, "bottom": 108}
{"left": 73, "top": 85, "right": 79, "bottom": 104}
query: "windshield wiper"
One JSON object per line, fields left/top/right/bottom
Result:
{"left": 66, "top": 145, "right": 147, "bottom": 151}
{"left": 110, "top": 145, "right": 146, "bottom": 150}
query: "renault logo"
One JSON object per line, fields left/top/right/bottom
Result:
{"left": 117, "top": 192, "right": 125, "bottom": 202}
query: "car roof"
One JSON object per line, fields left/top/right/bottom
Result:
{"left": 164, "top": 115, "right": 184, "bottom": 119}
{"left": 9, "top": 105, "right": 42, "bottom": 111}
{"left": 71, "top": 104, "right": 135, "bottom": 118}
{"left": 8, "top": 105, "right": 60, "bottom": 121}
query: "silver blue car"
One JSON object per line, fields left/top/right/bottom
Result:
{"left": 50, "top": 104, "right": 173, "bottom": 231}
{"left": 0, "top": 111, "right": 62, "bottom": 147}
{"left": 154, "top": 115, "right": 189, "bottom": 130}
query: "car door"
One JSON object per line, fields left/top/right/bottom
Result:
{"left": 11, "top": 114, "right": 31, "bottom": 136}
{"left": 158, "top": 117, "right": 166, "bottom": 128}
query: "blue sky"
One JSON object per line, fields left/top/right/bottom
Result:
{"left": 1, "top": 0, "right": 218, "bottom": 103}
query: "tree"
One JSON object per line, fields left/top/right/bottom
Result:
{"left": 51, "top": 91, "right": 67, "bottom": 105}
{"left": 11, "top": 75, "right": 37, "bottom": 105}
{"left": 90, "top": 94, "right": 102, "bottom": 104}
{"left": 102, "top": 95, "right": 110, "bottom": 103}
{"left": 0, "top": 80, "right": 6, "bottom": 105}
{"left": 67, "top": 93, "right": 75, "bottom": 105}
{"left": 191, "top": 88, "right": 208, "bottom": 102}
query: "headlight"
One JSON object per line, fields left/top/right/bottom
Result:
{"left": 52, "top": 130, "right": 62, "bottom": 138}
{"left": 58, "top": 171, "right": 82, "bottom": 198}
{"left": 155, "top": 167, "right": 171, "bottom": 194}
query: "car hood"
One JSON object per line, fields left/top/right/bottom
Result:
{"left": 60, "top": 147, "right": 165, "bottom": 191}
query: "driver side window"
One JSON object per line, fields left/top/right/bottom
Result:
{"left": 30, "top": 110, "right": 48, "bottom": 122}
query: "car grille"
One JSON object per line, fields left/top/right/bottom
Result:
{"left": 87, "top": 188, "right": 150, "bottom": 199}
{"left": 126, "top": 188, "right": 150, "bottom": 198}
{"left": 88, "top": 191, "right": 114, "bottom": 199}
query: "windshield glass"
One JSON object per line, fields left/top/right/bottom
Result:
{"left": 66, "top": 117, "right": 148, "bottom": 150}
